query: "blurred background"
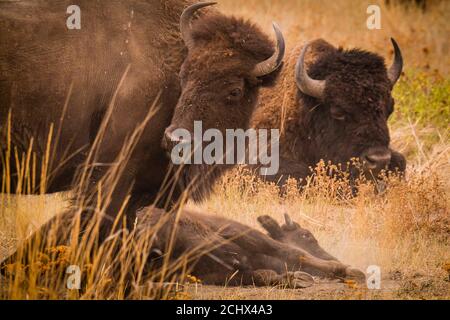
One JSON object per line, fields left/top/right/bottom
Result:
{"left": 219, "top": 0, "right": 449, "bottom": 75}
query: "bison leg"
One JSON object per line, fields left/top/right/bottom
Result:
{"left": 135, "top": 208, "right": 252, "bottom": 287}
{"left": 201, "top": 269, "right": 314, "bottom": 288}
{"left": 252, "top": 270, "right": 315, "bottom": 288}
{"left": 203, "top": 270, "right": 313, "bottom": 288}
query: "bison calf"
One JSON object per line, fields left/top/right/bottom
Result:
{"left": 138, "top": 208, "right": 365, "bottom": 287}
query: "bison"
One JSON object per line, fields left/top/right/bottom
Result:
{"left": 250, "top": 39, "right": 407, "bottom": 185}
{"left": 1, "top": 1, "right": 286, "bottom": 274}
{"left": 162, "top": 2, "right": 285, "bottom": 202}
{"left": 0, "top": 0, "right": 202, "bottom": 236}
{"left": 138, "top": 208, "right": 365, "bottom": 287}
{"left": 1, "top": 1, "right": 283, "bottom": 238}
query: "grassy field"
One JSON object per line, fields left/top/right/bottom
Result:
{"left": 220, "top": 0, "right": 450, "bottom": 76}
{"left": 1, "top": 0, "right": 449, "bottom": 299}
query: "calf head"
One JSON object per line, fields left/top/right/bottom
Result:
{"left": 295, "top": 39, "right": 407, "bottom": 179}
{"left": 162, "top": 2, "right": 285, "bottom": 201}
{"left": 258, "top": 213, "right": 337, "bottom": 261}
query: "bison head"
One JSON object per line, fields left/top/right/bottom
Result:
{"left": 162, "top": 2, "right": 285, "bottom": 201}
{"left": 258, "top": 214, "right": 337, "bottom": 262}
{"left": 295, "top": 39, "right": 406, "bottom": 179}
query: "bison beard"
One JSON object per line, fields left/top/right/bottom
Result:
{"left": 175, "top": 163, "right": 228, "bottom": 203}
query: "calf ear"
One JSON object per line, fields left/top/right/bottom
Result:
{"left": 257, "top": 215, "right": 283, "bottom": 240}
{"left": 284, "top": 213, "right": 299, "bottom": 231}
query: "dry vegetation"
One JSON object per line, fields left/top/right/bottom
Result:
{"left": 0, "top": 0, "right": 449, "bottom": 300}
{"left": 220, "top": 0, "right": 450, "bottom": 76}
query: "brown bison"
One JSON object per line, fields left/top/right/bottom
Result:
{"left": 0, "top": 0, "right": 200, "bottom": 233}
{"left": 0, "top": 1, "right": 283, "bottom": 237}
{"left": 250, "top": 39, "right": 407, "bottom": 185}
{"left": 162, "top": 2, "right": 285, "bottom": 202}
{"left": 1, "top": 1, "right": 285, "bottom": 270}
{"left": 139, "top": 208, "right": 365, "bottom": 287}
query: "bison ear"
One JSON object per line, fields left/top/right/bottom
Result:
{"left": 257, "top": 215, "right": 283, "bottom": 240}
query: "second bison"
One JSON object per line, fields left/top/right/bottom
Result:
{"left": 251, "top": 38, "right": 407, "bottom": 185}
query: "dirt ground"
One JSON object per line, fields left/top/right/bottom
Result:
{"left": 178, "top": 274, "right": 449, "bottom": 300}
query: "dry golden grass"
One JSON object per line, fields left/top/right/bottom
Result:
{"left": 219, "top": 0, "right": 450, "bottom": 76}
{"left": 1, "top": 0, "right": 449, "bottom": 300}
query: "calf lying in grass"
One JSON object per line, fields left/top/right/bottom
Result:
{"left": 139, "top": 208, "right": 365, "bottom": 288}
{"left": 1, "top": 208, "right": 364, "bottom": 295}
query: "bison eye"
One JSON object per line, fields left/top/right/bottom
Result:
{"left": 301, "top": 233, "right": 314, "bottom": 241}
{"left": 228, "top": 88, "right": 243, "bottom": 100}
{"left": 330, "top": 108, "right": 346, "bottom": 121}
{"left": 331, "top": 112, "right": 346, "bottom": 121}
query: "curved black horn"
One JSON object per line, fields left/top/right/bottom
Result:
{"left": 180, "top": 2, "right": 217, "bottom": 49}
{"left": 252, "top": 22, "right": 286, "bottom": 77}
{"left": 295, "top": 42, "right": 326, "bottom": 99}
{"left": 388, "top": 38, "right": 403, "bottom": 85}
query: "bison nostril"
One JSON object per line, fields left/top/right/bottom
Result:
{"left": 162, "top": 125, "right": 192, "bottom": 152}
{"left": 363, "top": 155, "right": 377, "bottom": 168}
{"left": 362, "top": 150, "right": 392, "bottom": 170}
{"left": 164, "top": 125, "right": 180, "bottom": 143}
{"left": 165, "top": 130, "right": 178, "bottom": 144}
{"left": 367, "top": 153, "right": 391, "bottom": 164}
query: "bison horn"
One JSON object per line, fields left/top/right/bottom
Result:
{"left": 284, "top": 213, "right": 295, "bottom": 228}
{"left": 388, "top": 38, "right": 403, "bottom": 85}
{"left": 295, "top": 42, "right": 326, "bottom": 99}
{"left": 252, "top": 22, "right": 286, "bottom": 77}
{"left": 180, "top": 2, "right": 217, "bottom": 50}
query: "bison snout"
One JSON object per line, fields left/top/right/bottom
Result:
{"left": 162, "top": 125, "right": 192, "bottom": 153}
{"left": 360, "top": 148, "right": 392, "bottom": 174}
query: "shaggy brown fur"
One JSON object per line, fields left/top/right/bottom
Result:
{"left": 251, "top": 40, "right": 407, "bottom": 185}
{"left": 1, "top": 2, "right": 287, "bottom": 276}
{"left": 0, "top": 0, "right": 201, "bottom": 240}
{"left": 138, "top": 208, "right": 365, "bottom": 287}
